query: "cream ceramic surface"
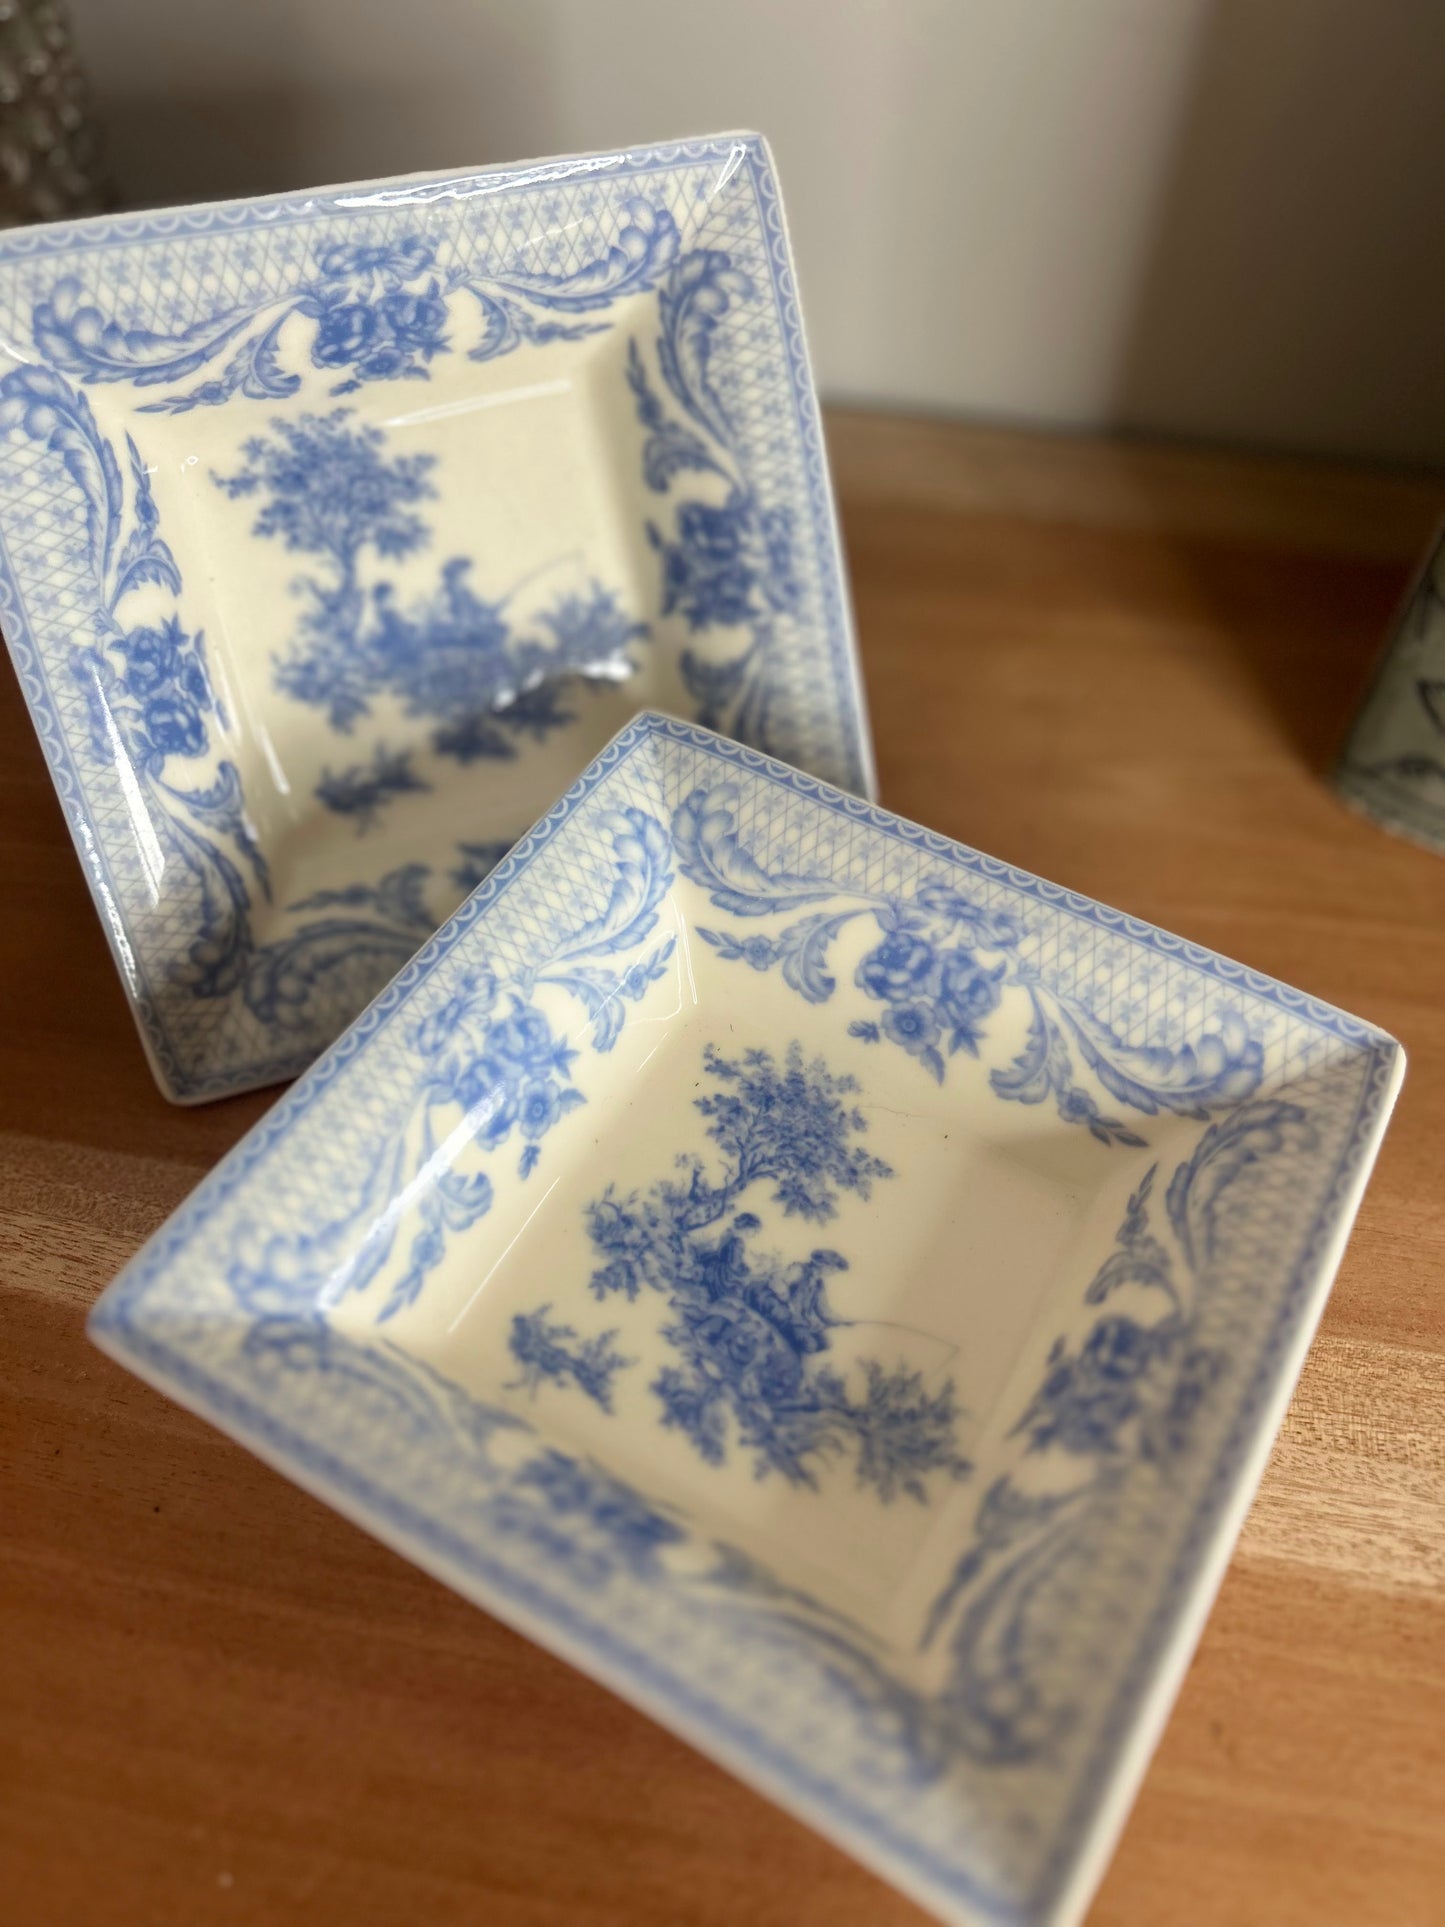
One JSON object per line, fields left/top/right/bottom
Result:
{"left": 0, "top": 133, "right": 869, "bottom": 1101}
{"left": 89, "top": 714, "right": 1402, "bottom": 1927}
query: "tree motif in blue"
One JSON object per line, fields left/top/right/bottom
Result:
{"left": 515, "top": 1041, "right": 971, "bottom": 1503}
{"left": 627, "top": 252, "right": 801, "bottom": 754}
{"left": 673, "top": 783, "right": 1265, "bottom": 1146}
{"left": 0, "top": 364, "right": 523, "bottom": 1041}
{"left": 226, "top": 807, "right": 676, "bottom": 1323}
{"left": 508, "top": 1307, "right": 633, "bottom": 1412}
{"left": 212, "top": 408, "right": 648, "bottom": 823}
{"left": 30, "top": 200, "right": 682, "bottom": 412}
{"left": 24, "top": 200, "right": 811, "bottom": 764}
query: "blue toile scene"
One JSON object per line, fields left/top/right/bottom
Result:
{"left": 509, "top": 1040, "right": 972, "bottom": 1504}
{"left": 87, "top": 707, "right": 1401, "bottom": 1923}
{"left": 212, "top": 405, "right": 650, "bottom": 822}
{"left": 0, "top": 141, "right": 870, "bottom": 1100}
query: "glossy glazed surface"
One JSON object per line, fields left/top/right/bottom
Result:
{"left": 88, "top": 711, "right": 1401, "bottom": 1927}
{"left": 0, "top": 134, "right": 869, "bottom": 1101}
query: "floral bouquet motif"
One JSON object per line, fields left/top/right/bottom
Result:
{"left": 0, "top": 145, "right": 871, "bottom": 1098}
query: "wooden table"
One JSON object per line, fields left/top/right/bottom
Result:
{"left": 4, "top": 413, "right": 1444, "bottom": 1927}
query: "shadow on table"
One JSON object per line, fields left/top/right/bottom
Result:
{"left": 1149, "top": 535, "right": 1416, "bottom": 778}
{"left": 1101, "top": 0, "right": 1445, "bottom": 777}
{"left": 1108, "top": 0, "right": 1445, "bottom": 470}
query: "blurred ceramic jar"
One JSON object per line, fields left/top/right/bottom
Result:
{"left": 0, "top": 0, "right": 108, "bottom": 227}
{"left": 1336, "top": 525, "right": 1445, "bottom": 856}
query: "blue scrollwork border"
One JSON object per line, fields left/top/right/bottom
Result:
{"left": 89, "top": 713, "right": 1401, "bottom": 1925}
{"left": 0, "top": 135, "right": 873, "bottom": 1102}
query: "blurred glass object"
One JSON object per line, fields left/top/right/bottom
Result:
{"left": 0, "top": 0, "right": 108, "bottom": 226}
{"left": 1335, "top": 525, "right": 1445, "bottom": 856}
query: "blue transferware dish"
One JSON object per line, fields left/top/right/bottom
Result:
{"left": 0, "top": 133, "right": 870, "bottom": 1101}
{"left": 89, "top": 712, "right": 1402, "bottom": 1927}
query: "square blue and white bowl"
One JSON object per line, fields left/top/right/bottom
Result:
{"left": 0, "top": 133, "right": 870, "bottom": 1101}
{"left": 90, "top": 713, "right": 1402, "bottom": 1927}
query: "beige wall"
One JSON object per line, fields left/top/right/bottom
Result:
{"left": 68, "top": 0, "right": 1445, "bottom": 465}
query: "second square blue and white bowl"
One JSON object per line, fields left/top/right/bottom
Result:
{"left": 90, "top": 712, "right": 1402, "bottom": 1927}
{"left": 0, "top": 133, "right": 869, "bottom": 1099}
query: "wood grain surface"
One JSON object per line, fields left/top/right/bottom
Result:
{"left": 3, "top": 411, "right": 1444, "bottom": 1927}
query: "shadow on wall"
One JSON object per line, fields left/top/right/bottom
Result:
{"left": 91, "top": 12, "right": 559, "bottom": 205}
{"left": 1101, "top": 0, "right": 1445, "bottom": 771}
{"left": 97, "top": 85, "right": 541, "bottom": 207}
{"left": 72, "top": 0, "right": 1445, "bottom": 468}
{"left": 1112, "top": 0, "right": 1445, "bottom": 467}
{"left": 98, "top": 90, "right": 316, "bottom": 204}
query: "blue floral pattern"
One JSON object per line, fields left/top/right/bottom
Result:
{"left": 227, "top": 806, "right": 675, "bottom": 1324}
{"left": 0, "top": 365, "right": 552, "bottom": 1047}
{"left": 627, "top": 251, "right": 801, "bottom": 755}
{"left": 212, "top": 408, "right": 649, "bottom": 817}
{"left": 0, "top": 144, "right": 872, "bottom": 1099}
{"left": 511, "top": 1042, "right": 970, "bottom": 1501}
{"left": 86, "top": 710, "right": 1400, "bottom": 1921}
{"left": 0, "top": 369, "right": 661, "bottom": 1052}
{"left": 32, "top": 201, "right": 682, "bottom": 412}
{"left": 0, "top": 365, "right": 271, "bottom": 992}
{"left": 917, "top": 1098, "right": 1316, "bottom": 1766}
{"left": 0, "top": 365, "right": 526, "bottom": 1044}
{"left": 675, "top": 784, "right": 1265, "bottom": 1145}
